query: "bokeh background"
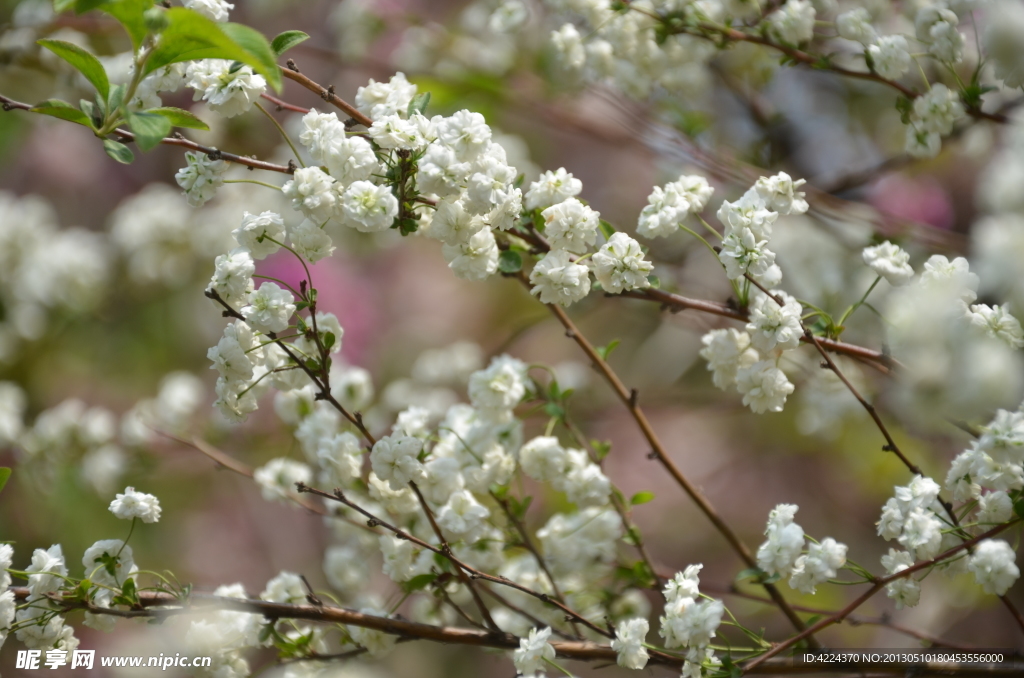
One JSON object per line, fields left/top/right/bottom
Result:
{"left": 1, "top": 0, "right": 1023, "bottom": 675}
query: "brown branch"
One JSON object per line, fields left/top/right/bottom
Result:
{"left": 280, "top": 62, "right": 373, "bottom": 128}
{"left": 0, "top": 93, "right": 293, "bottom": 173}
{"left": 11, "top": 586, "right": 1021, "bottom": 674}
{"left": 513, "top": 273, "right": 814, "bottom": 644}
{"left": 296, "top": 483, "right": 616, "bottom": 640}
{"left": 261, "top": 92, "right": 311, "bottom": 114}
{"left": 407, "top": 481, "right": 499, "bottom": 631}
{"left": 743, "top": 520, "right": 1019, "bottom": 670}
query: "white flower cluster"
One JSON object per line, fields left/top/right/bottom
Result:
{"left": 904, "top": 85, "right": 965, "bottom": 159}
{"left": 0, "top": 192, "right": 110, "bottom": 362}
{"left": 698, "top": 289, "right": 802, "bottom": 415}
{"left": 658, "top": 564, "right": 725, "bottom": 676}
{"left": 755, "top": 504, "right": 848, "bottom": 595}
{"left": 186, "top": 59, "right": 266, "bottom": 118}
{"left": 637, "top": 175, "right": 714, "bottom": 239}
{"left": 519, "top": 435, "right": 611, "bottom": 507}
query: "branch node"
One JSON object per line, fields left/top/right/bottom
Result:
{"left": 287, "top": 159, "right": 297, "bottom": 173}
{"left": 207, "top": 148, "right": 223, "bottom": 161}
{"left": 629, "top": 388, "right": 639, "bottom": 408}
{"left": 286, "top": 59, "right": 300, "bottom": 72}
{"left": 882, "top": 444, "right": 894, "bottom": 452}
{"left": 646, "top": 449, "right": 658, "bottom": 460}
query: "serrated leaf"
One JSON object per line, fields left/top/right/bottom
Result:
{"left": 146, "top": 106, "right": 210, "bottom": 130}
{"left": 37, "top": 39, "right": 110, "bottom": 100}
{"left": 596, "top": 339, "right": 620, "bottom": 361}
{"left": 599, "top": 218, "right": 616, "bottom": 240}
{"left": 407, "top": 91, "right": 430, "bottom": 117}
{"left": 271, "top": 30, "right": 309, "bottom": 57}
{"left": 143, "top": 9, "right": 282, "bottom": 93}
{"left": 127, "top": 111, "right": 171, "bottom": 151}
{"left": 31, "top": 99, "right": 93, "bottom": 127}
{"left": 630, "top": 491, "right": 655, "bottom": 506}
{"left": 103, "top": 138, "right": 134, "bottom": 164}
{"left": 498, "top": 250, "right": 522, "bottom": 273}
{"left": 0, "top": 468, "right": 10, "bottom": 495}
{"left": 71, "top": 0, "right": 153, "bottom": 49}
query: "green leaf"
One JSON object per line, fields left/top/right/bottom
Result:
{"left": 146, "top": 107, "right": 210, "bottom": 130}
{"left": 219, "top": 22, "right": 282, "bottom": 92}
{"left": 54, "top": 0, "right": 77, "bottom": 11}
{"left": 646, "top": 274, "right": 660, "bottom": 289}
{"left": 144, "top": 9, "right": 282, "bottom": 92}
{"left": 271, "top": 30, "right": 310, "bottom": 57}
{"left": 598, "top": 218, "right": 616, "bottom": 241}
{"left": 591, "top": 439, "right": 612, "bottom": 461}
{"left": 0, "top": 468, "right": 10, "bottom": 495}
{"left": 511, "top": 495, "right": 532, "bottom": 521}
{"left": 70, "top": 0, "right": 153, "bottom": 49}
{"left": 107, "top": 83, "right": 127, "bottom": 112}
{"left": 596, "top": 339, "right": 620, "bottom": 361}
{"left": 127, "top": 111, "right": 171, "bottom": 151}
{"left": 543, "top": 402, "right": 564, "bottom": 419}
{"left": 321, "top": 331, "right": 337, "bottom": 352}
{"left": 31, "top": 99, "right": 93, "bottom": 127}
{"left": 103, "top": 138, "right": 135, "bottom": 164}
{"left": 630, "top": 491, "right": 655, "bottom": 506}
{"left": 402, "top": 572, "right": 438, "bottom": 593}
{"left": 498, "top": 250, "right": 522, "bottom": 273}
{"left": 735, "top": 567, "right": 763, "bottom": 583}
{"left": 407, "top": 91, "right": 431, "bottom": 117}
{"left": 37, "top": 39, "right": 110, "bottom": 100}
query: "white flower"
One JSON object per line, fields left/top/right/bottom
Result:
{"left": 659, "top": 596, "right": 724, "bottom": 649}
{"left": 868, "top": 35, "right": 911, "bottom": 80}
{"left": 768, "top": 0, "right": 815, "bottom": 45}
{"left": 968, "top": 539, "right": 1020, "bottom": 595}
{"left": 233, "top": 211, "right": 285, "bottom": 260}
{"left": 836, "top": 8, "right": 876, "bottom": 45}
{"left": 882, "top": 549, "right": 920, "bottom": 609}
{"left": 441, "top": 228, "right": 499, "bottom": 280}
{"left": 551, "top": 23, "right": 586, "bottom": 71}
{"left": 985, "top": 0, "right": 1024, "bottom": 88}
{"left": 862, "top": 241, "right": 914, "bottom": 286}
{"left": 420, "top": 456, "right": 465, "bottom": 504}
{"left": 262, "top": 570, "right": 307, "bottom": 603}
{"left": 541, "top": 198, "right": 599, "bottom": 254}
{"left": 214, "top": 375, "right": 258, "bottom": 422}
{"left": 355, "top": 72, "right": 417, "bottom": 120}
{"left": 186, "top": 59, "right": 265, "bottom": 117}
{"left": 253, "top": 457, "right": 312, "bottom": 503}
{"left": 699, "top": 329, "right": 759, "bottom": 390}
{"left": 530, "top": 249, "right": 591, "bottom": 306}
{"left": 611, "top": 617, "right": 649, "bottom": 669}
{"left": 916, "top": 7, "right": 963, "bottom": 63}
{"left": 207, "top": 248, "right": 254, "bottom": 308}
{"left": 299, "top": 109, "right": 345, "bottom": 163}
{"left": 25, "top": 545, "right": 67, "bottom": 597}
{"left": 288, "top": 219, "right": 335, "bottom": 263}
{"left": 207, "top": 320, "right": 258, "bottom": 382}
{"left": 562, "top": 450, "right": 611, "bottom": 506}
{"left": 664, "top": 564, "right": 703, "bottom": 603}
{"left": 0, "top": 543, "right": 13, "bottom": 589}
{"left": 242, "top": 282, "right": 296, "bottom": 334}
{"left": 283, "top": 167, "right": 339, "bottom": 224}
{"left": 418, "top": 144, "right": 473, "bottom": 198}
{"left": 82, "top": 540, "right": 137, "bottom": 589}
{"left": 348, "top": 607, "right": 398, "bottom": 656}
{"left": 435, "top": 109, "right": 492, "bottom": 162}
{"left": 489, "top": 0, "right": 528, "bottom": 33}
{"left": 379, "top": 534, "right": 418, "bottom": 582}
{"left": 326, "top": 135, "right": 380, "bottom": 186}
{"left": 788, "top": 537, "right": 848, "bottom": 594}
{"left": 464, "top": 155, "right": 517, "bottom": 216}
{"left": 429, "top": 198, "right": 485, "bottom": 246}
{"left": 339, "top": 180, "right": 399, "bottom": 233}
{"left": 369, "top": 114, "right": 429, "bottom": 151}
{"left": 719, "top": 228, "right": 779, "bottom": 283}
{"left": 437, "top": 489, "right": 490, "bottom": 537}
{"left": 920, "top": 254, "right": 978, "bottom": 302}
{"left": 977, "top": 491, "right": 1014, "bottom": 525}
{"left": 637, "top": 176, "right": 714, "bottom": 239}
{"left": 370, "top": 434, "right": 426, "bottom": 490}
{"left": 754, "top": 172, "right": 808, "bottom": 215}
{"left": 518, "top": 436, "right": 568, "bottom": 483}
{"left": 175, "top": 151, "right": 228, "bottom": 207}
{"left": 525, "top": 168, "right": 582, "bottom": 210}
{"left": 184, "top": 0, "right": 233, "bottom": 22}
{"left": 108, "top": 486, "right": 162, "bottom": 523}
{"left": 468, "top": 354, "right": 529, "bottom": 422}
{"left": 968, "top": 304, "right": 1024, "bottom": 349}
{"left": 736, "top": 359, "right": 795, "bottom": 414}
{"left": 717, "top": 189, "right": 778, "bottom": 241}
{"left": 590, "top": 232, "right": 652, "bottom": 293}
{"left": 332, "top": 365, "right": 375, "bottom": 411}
{"left": 756, "top": 504, "right": 804, "bottom": 577}
{"left": 911, "top": 84, "right": 965, "bottom": 136}
{"left": 746, "top": 291, "right": 803, "bottom": 353}
{"left": 513, "top": 626, "right": 556, "bottom": 675}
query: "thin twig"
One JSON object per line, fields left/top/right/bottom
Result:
{"left": 280, "top": 62, "right": 373, "bottom": 128}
